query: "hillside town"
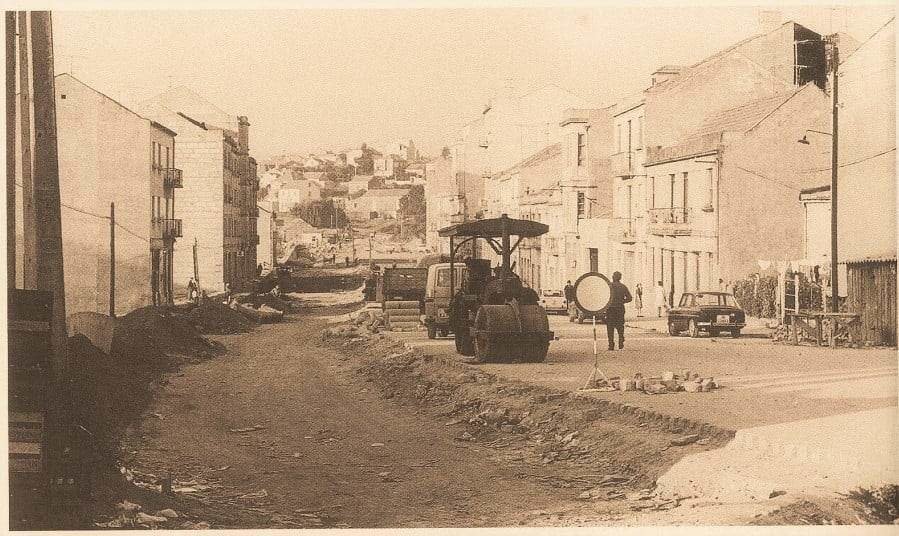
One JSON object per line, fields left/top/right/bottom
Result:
{"left": 5, "top": 7, "right": 897, "bottom": 532}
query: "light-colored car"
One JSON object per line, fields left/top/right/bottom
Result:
{"left": 539, "top": 289, "right": 567, "bottom": 314}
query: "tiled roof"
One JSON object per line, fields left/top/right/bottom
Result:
{"left": 689, "top": 89, "right": 801, "bottom": 138}
{"left": 515, "top": 143, "right": 562, "bottom": 171}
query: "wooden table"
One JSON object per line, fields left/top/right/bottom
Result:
{"left": 785, "top": 311, "right": 860, "bottom": 347}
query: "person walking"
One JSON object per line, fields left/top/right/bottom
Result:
{"left": 187, "top": 277, "right": 199, "bottom": 305}
{"left": 634, "top": 283, "right": 644, "bottom": 317}
{"left": 606, "top": 271, "right": 632, "bottom": 351}
{"left": 563, "top": 280, "right": 576, "bottom": 320}
{"left": 654, "top": 280, "right": 666, "bottom": 318}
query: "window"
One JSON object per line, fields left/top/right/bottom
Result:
{"left": 152, "top": 142, "right": 157, "bottom": 170}
{"left": 669, "top": 174, "right": 675, "bottom": 207}
{"left": 650, "top": 176, "right": 655, "bottom": 208}
{"left": 577, "top": 133, "right": 586, "bottom": 167}
{"left": 706, "top": 168, "right": 714, "bottom": 206}
{"left": 636, "top": 116, "right": 644, "bottom": 149}
{"left": 682, "top": 172, "right": 689, "bottom": 208}
{"left": 576, "top": 191, "right": 586, "bottom": 218}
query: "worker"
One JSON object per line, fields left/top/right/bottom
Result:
{"left": 606, "top": 271, "right": 632, "bottom": 351}
{"left": 564, "top": 280, "right": 576, "bottom": 319}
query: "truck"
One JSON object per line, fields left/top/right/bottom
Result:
{"left": 422, "top": 263, "right": 467, "bottom": 339}
{"left": 375, "top": 267, "right": 428, "bottom": 331}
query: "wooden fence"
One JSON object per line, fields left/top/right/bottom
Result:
{"left": 845, "top": 259, "right": 896, "bottom": 346}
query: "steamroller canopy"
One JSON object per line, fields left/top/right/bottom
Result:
{"left": 437, "top": 216, "right": 548, "bottom": 238}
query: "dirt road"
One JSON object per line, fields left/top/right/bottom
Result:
{"left": 120, "top": 310, "right": 599, "bottom": 528}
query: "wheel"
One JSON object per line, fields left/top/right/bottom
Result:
{"left": 668, "top": 322, "right": 679, "bottom": 336}
{"left": 438, "top": 329, "right": 448, "bottom": 338}
{"left": 731, "top": 329, "right": 741, "bottom": 338}
{"left": 454, "top": 330, "right": 475, "bottom": 356}
{"left": 474, "top": 333, "right": 503, "bottom": 363}
{"left": 522, "top": 341, "right": 549, "bottom": 363}
{"left": 427, "top": 324, "right": 437, "bottom": 339}
{"left": 688, "top": 319, "right": 700, "bottom": 338}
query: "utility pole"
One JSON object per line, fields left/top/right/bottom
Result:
{"left": 6, "top": 12, "right": 16, "bottom": 289}
{"left": 109, "top": 202, "right": 115, "bottom": 317}
{"left": 829, "top": 40, "right": 840, "bottom": 313}
{"left": 30, "top": 10, "right": 68, "bottom": 375}
{"left": 18, "top": 11, "right": 35, "bottom": 288}
{"left": 193, "top": 237, "right": 200, "bottom": 293}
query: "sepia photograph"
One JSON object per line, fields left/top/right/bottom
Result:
{"left": 3, "top": 1, "right": 897, "bottom": 531}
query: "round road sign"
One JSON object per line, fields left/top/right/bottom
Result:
{"left": 573, "top": 272, "right": 612, "bottom": 316}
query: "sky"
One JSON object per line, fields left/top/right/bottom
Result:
{"left": 51, "top": 4, "right": 894, "bottom": 160}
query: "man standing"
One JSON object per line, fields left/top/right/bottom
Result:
{"left": 634, "top": 283, "right": 644, "bottom": 317}
{"left": 654, "top": 280, "right": 666, "bottom": 317}
{"left": 606, "top": 271, "right": 632, "bottom": 351}
{"left": 563, "top": 280, "right": 576, "bottom": 319}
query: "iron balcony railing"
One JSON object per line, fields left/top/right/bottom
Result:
{"left": 152, "top": 218, "right": 183, "bottom": 239}
{"left": 609, "top": 217, "right": 637, "bottom": 243}
{"left": 647, "top": 207, "right": 692, "bottom": 236}
{"left": 164, "top": 168, "right": 183, "bottom": 189}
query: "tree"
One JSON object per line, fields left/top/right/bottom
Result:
{"left": 399, "top": 185, "right": 426, "bottom": 216}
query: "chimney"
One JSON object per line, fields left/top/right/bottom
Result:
{"left": 758, "top": 10, "right": 782, "bottom": 34}
{"left": 238, "top": 116, "right": 250, "bottom": 154}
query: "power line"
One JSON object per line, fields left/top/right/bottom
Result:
{"left": 14, "top": 181, "right": 150, "bottom": 241}
{"left": 733, "top": 165, "right": 802, "bottom": 192}
{"left": 799, "top": 147, "right": 896, "bottom": 173}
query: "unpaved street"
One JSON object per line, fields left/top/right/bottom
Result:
{"left": 120, "top": 309, "right": 604, "bottom": 528}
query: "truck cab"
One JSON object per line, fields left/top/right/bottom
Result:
{"left": 423, "top": 263, "right": 466, "bottom": 339}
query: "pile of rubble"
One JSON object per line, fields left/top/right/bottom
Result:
{"left": 588, "top": 371, "right": 719, "bottom": 394}
{"left": 94, "top": 500, "right": 207, "bottom": 529}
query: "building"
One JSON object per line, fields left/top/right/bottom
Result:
{"left": 605, "top": 19, "right": 832, "bottom": 311}
{"left": 373, "top": 155, "right": 396, "bottom": 178}
{"left": 345, "top": 188, "right": 408, "bottom": 220}
{"left": 139, "top": 87, "right": 259, "bottom": 293}
{"left": 277, "top": 179, "right": 322, "bottom": 212}
{"left": 835, "top": 20, "right": 896, "bottom": 345}
{"left": 29, "top": 74, "right": 181, "bottom": 315}
{"left": 424, "top": 154, "right": 461, "bottom": 254}
{"left": 799, "top": 185, "right": 832, "bottom": 265}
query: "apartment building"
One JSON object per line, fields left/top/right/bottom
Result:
{"left": 139, "top": 87, "right": 259, "bottom": 293}
{"left": 424, "top": 154, "right": 462, "bottom": 253}
{"left": 41, "top": 74, "right": 181, "bottom": 315}
{"left": 607, "top": 19, "right": 833, "bottom": 310}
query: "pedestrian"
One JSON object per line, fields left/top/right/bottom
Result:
{"left": 563, "top": 279, "right": 576, "bottom": 319}
{"left": 654, "top": 280, "right": 666, "bottom": 318}
{"left": 606, "top": 271, "right": 632, "bottom": 351}
{"left": 223, "top": 282, "right": 232, "bottom": 304}
{"left": 187, "top": 277, "right": 199, "bottom": 305}
{"left": 635, "top": 283, "right": 643, "bottom": 317}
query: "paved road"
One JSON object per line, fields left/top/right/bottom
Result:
{"left": 390, "top": 314, "right": 897, "bottom": 504}
{"left": 394, "top": 314, "right": 897, "bottom": 429}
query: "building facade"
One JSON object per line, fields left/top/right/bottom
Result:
{"left": 39, "top": 74, "right": 181, "bottom": 315}
{"left": 139, "top": 87, "right": 259, "bottom": 293}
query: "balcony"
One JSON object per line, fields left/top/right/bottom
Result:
{"left": 647, "top": 207, "right": 692, "bottom": 236}
{"left": 164, "top": 168, "right": 183, "bottom": 189}
{"left": 609, "top": 217, "right": 637, "bottom": 243}
{"left": 151, "top": 218, "right": 182, "bottom": 239}
{"left": 610, "top": 151, "right": 636, "bottom": 178}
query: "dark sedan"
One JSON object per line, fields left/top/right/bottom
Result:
{"left": 667, "top": 291, "right": 746, "bottom": 338}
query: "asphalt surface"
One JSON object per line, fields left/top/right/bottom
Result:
{"left": 395, "top": 314, "right": 897, "bottom": 430}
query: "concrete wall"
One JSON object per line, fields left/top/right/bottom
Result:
{"left": 48, "top": 74, "right": 174, "bottom": 316}
{"left": 837, "top": 21, "right": 896, "bottom": 262}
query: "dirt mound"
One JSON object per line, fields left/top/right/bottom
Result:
{"left": 235, "top": 293, "right": 293, "bottom": 312}
{"left": 322, "top": 331, "right": 733, "bottom": 497}
{"left": 176, "top": 301, "right": 255, "bottom": 335}
{"left": 113, "top": 307, "right": 223, "bottom": 361}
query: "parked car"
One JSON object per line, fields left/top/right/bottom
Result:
{"left": 539, "top": 289, "right": 567, "bottom": 314}
{"left": 667, "top": 291, "right": 746, "bottom": 338}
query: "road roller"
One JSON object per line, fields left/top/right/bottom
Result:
{"left": 437, "top": 214, "right": 554, "bottom": 363}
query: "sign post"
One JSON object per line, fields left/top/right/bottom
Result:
{"left": 572, "top": 272, "right": 613, "bottom": 391}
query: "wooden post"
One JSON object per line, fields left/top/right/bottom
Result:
{"left": 18, "top": 11, "right": 35, "bottom": 288}
{"left": 30, "top": 10, "right": 68, "bottom": 375}
{"left": 192, "top": 237, "right": 200, "bottom": 295}
{"left": 794, "top": 272, "right": 800, "bottom": 314}
{"left": 6, "top": 12, "right": 16, "bottom": 289}
{"left": 829, "top": 42, "right": 840, "bottom": 313}
{"left": 109, "top": 202, "right": 115, "bottom": 317}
